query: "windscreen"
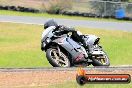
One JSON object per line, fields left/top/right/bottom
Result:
{"left": 41, "top": 26, "right": 56, "bottom": 39}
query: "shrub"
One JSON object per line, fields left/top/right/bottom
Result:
{"left": 41, "top": 0, "right": 73, "bottom": 14}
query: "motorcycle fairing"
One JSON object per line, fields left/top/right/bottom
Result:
{"left": 52, "top": 37, "right": 86, "bottom": 62}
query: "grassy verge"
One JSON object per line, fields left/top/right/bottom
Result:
{"left": 0, "top": 10, "right": 131, "bottom": 23}
{"left": 0, "top": 22, "right": 51, "bottom": 68}
{"left": 0, "top": 22, "right": 132, "bottom": 68}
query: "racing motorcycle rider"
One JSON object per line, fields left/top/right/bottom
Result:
{"left": 43, "top": 20, "right": 89, "bottom": 63}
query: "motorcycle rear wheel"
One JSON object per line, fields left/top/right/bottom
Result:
{"left": 46, "top": 48, "right": 71, "bottom": 67}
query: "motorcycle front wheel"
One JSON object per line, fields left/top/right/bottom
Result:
{"left": 92, "top": 52, "right": 110, "bottom": 66}
{"left": 46, "top": 48, "right": 71, "bottom": 67}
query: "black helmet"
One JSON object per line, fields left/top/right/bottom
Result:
{"left": 44, "top": 20, "right": 58, "bottom": 29}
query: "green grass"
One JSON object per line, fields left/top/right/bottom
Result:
{"left": 0, "top": 22, "right": 132, "bottom": 68}
{"left": 48, "top": 80, "right": 132, "bottom": 88}
{"left": 0, "top": 22, "right": 51, "bottom": 68}
{"left": 0, "top": 10, "right": 131, "bottom": 23}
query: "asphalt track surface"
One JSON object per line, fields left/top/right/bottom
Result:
{"left": 0, "top": 15, "right": 132, "bottom": 32}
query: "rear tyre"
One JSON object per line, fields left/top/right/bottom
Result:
{"left": 46, "top": 48, "right": 71, "bottom": 67}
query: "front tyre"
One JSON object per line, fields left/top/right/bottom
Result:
{"left": 92, "top": 52, "right": 110, "bottom": 66}
{"left": 46, "top": 48, "right": 71, "bottom": 67}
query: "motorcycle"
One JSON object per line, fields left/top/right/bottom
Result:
{"left": 41, "top": 26, "right": 110, "bottom": 67}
